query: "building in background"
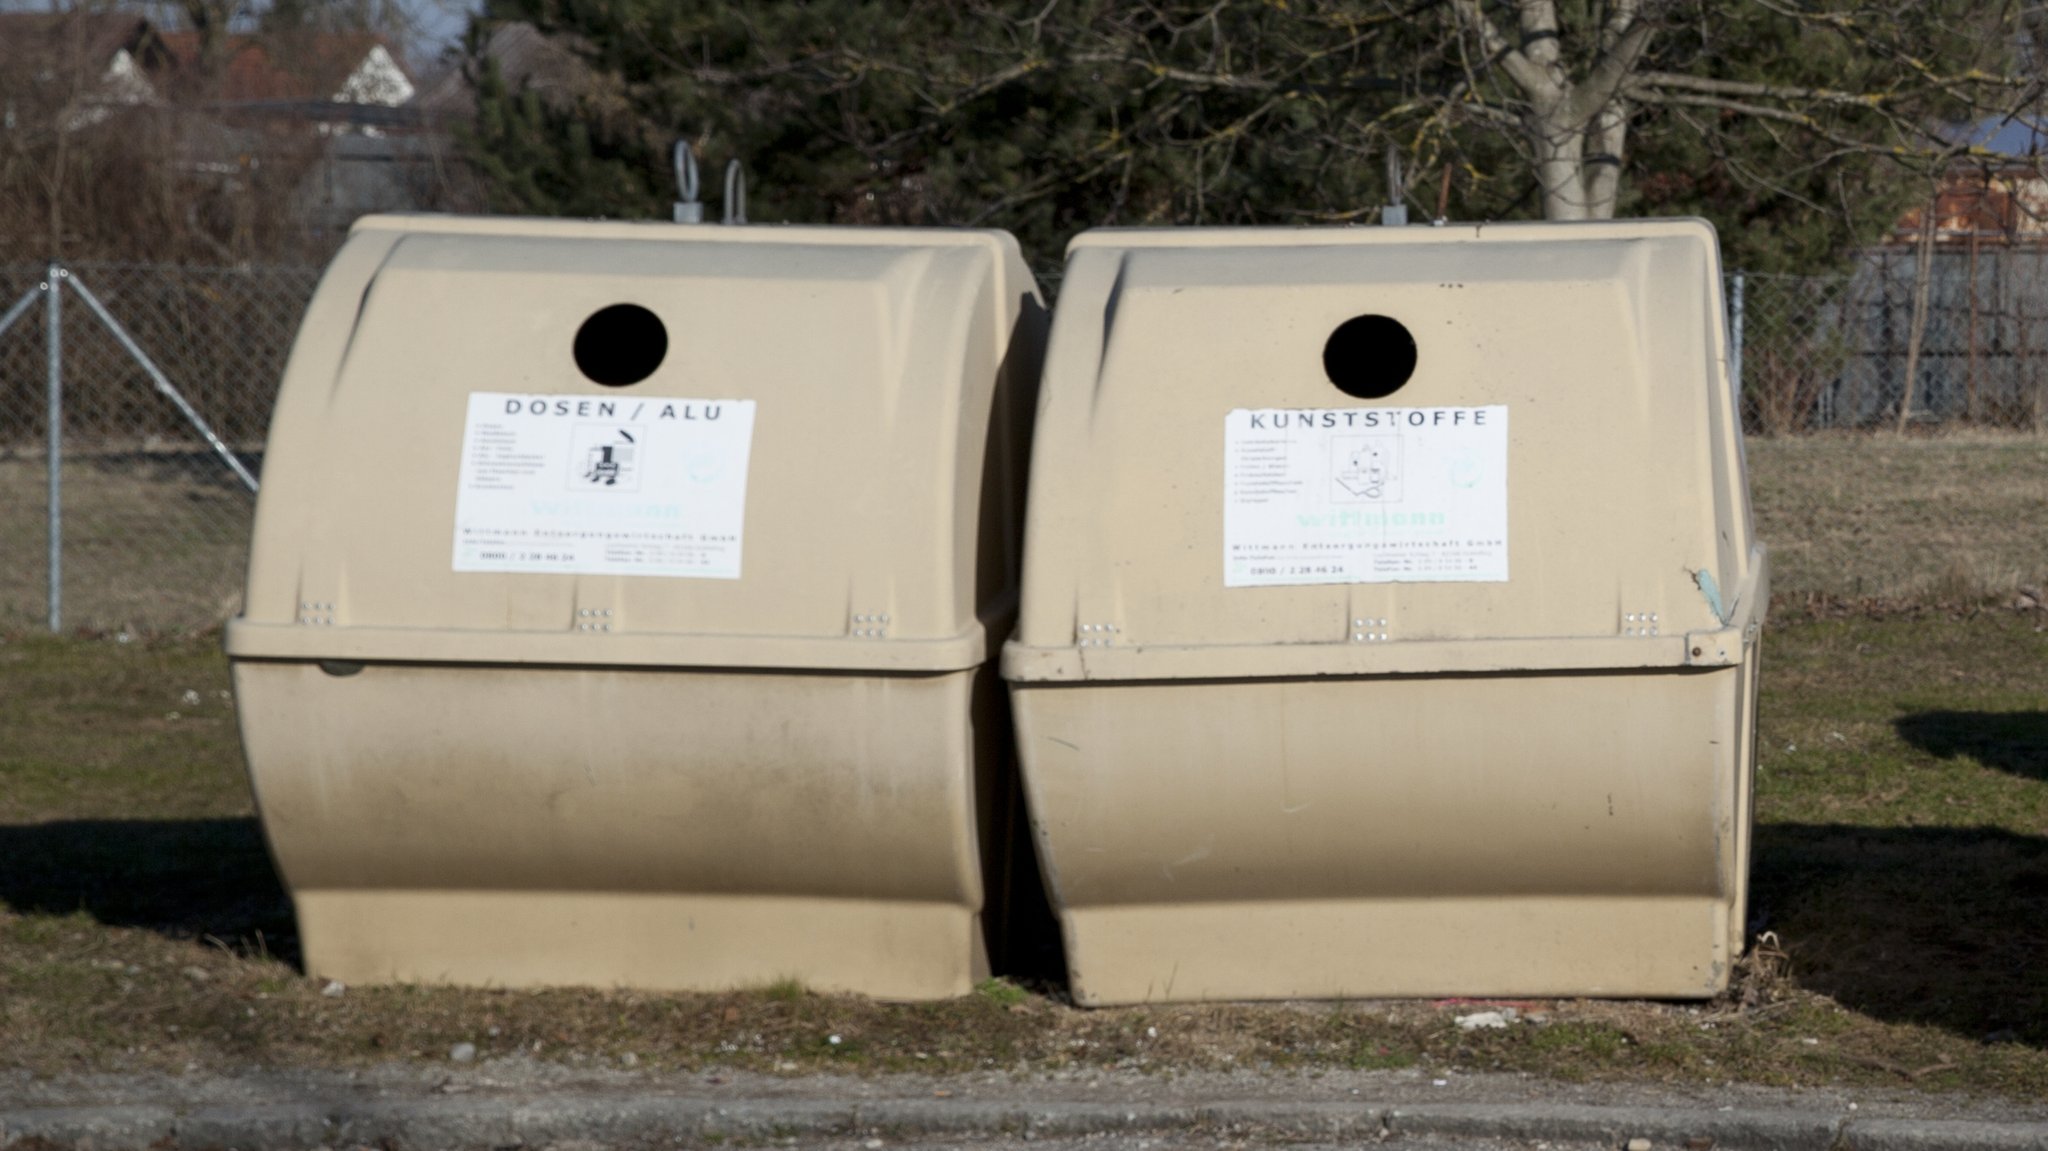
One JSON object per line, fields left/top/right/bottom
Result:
{"left": 1893, "top": 166, "right": 2048, "bottom": 246}
{"left": 0, "top": 9, "right": 475, "bottom": 261}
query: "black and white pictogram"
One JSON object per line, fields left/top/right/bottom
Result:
{"left": 569, "top": 425, "right": 644, "bottom": 491}
{"left": 1331, "top": 436, "right": 1402, "bottom": 502}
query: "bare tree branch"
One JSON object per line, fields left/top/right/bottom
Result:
{"left": 1446, "top": 0, "right": 1555, "bottom": 99}
{"left": 1567, "top": 15, "right": 1655, "bottom": 124}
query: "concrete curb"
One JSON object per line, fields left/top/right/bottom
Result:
{"left": 3, "top": 1093, "right": 2046, "bottom": 1149}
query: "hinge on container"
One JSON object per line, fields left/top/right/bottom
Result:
{"left": 850, "top": 611, "right": 891, "bottom": 639}
{"left": 296, "top": 601, "right": 334, "bottom": 626}
{"left": 573, "top": 607, "right": 613, "bottom": 633}
{"left": 1622, "top": 611, "right": 1661, "bottom": 637}
{"left": 1684, "top": 631, "right": 1737, "bottom": 665}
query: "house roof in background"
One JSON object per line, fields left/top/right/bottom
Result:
{"left": 0, "top": 12, "right": 166, "bottom": 74}
{"left": 1971, "top": 116, "right": 2047, "bottom": 158}
{"left": 1893, "top": 166, "right": 2048, "bottom": 244}
{"left": 155, "top": 30, "right": 416, "bottom": 106}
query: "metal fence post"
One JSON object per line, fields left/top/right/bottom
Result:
{"left": 1729, "top": 272, "right": 1746, "bottom": 418}
{"left": 44, "top": 264, "right": 63, "bottom": 633}
{"left": 66, "top": 273, "right": 260, "bottom": 494}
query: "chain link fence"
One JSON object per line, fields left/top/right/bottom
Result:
{"left": 1, "top": 253, "right": 2044, "bottom": 633}
{"left": 1737, "top": 248, "right": 2048, "bottom": 435}
{"left": 0, "top": 262, "right": 318, "bottom": 633}
{"left": 1737, "top": 248, "right": 2048, "bottom": 603}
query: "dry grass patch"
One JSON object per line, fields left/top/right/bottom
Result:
{"left": 1747, "top": 433, "right": 2048, "bottom": 603}
{"left": 0, "top": 451, "right": 252, "bottom": 633}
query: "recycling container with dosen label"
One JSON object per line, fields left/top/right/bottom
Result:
{"left": 1002, "top": 220, "right": 1767, "bottom": 1005}
{"left": 226, "top": 214, "right": 1045, "bottom": 999}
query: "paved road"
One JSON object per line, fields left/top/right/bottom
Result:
{"left": 5, "top": 1062, "right": 2048, "bottom": 1149}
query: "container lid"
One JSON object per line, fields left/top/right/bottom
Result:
{"left": 1002, "top": 220, "right": 1763, "bottom": 684}
{"left": 227, "top": 215, "right": 1043, "bottom": 672}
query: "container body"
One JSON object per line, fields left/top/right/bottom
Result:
{"left": 1012, "top": 648, "right": 1760, "bottom": 1003}
{"left": 237, "top": 660, "right": 1007, "bottom": 997}
{"left": 1004, "top": 221, "right": 1765, "bottom": 1003}
{"left": 229, "top": 215, "right": 1044, "bottom": 997}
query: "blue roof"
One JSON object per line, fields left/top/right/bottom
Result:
{"left": 1960, "top": 114, "right": 2048, "bottom": 156}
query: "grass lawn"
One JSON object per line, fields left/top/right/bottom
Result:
{"left": 0, "top": 453, "right": 253, "bottom": 633}
{"left": 0, "top": 611, "right": 2044, "bottom": 1096}
{"left": 3, "top": 434, "right": 2046, "bottom": 633}
{"left": 1747, "top": 434, "right": 2048, "bottom": 603}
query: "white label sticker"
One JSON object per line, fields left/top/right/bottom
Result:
{"left": 1225, "top": 405, "right": 1508, "bottom": 587}
{"left": 453, "top": 392, "right": 756, "bottom": 579}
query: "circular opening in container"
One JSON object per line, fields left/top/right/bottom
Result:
{"left": 1322, "top": 314, "right": 1416, "bottom": 399}
{"left": 574, "top": 304, "right": 668, "bottom": 386}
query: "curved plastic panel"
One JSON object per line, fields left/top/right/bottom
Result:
{"left": 1007, "top": 220, "right": 1753, "bottom": 672}
{"left": 230, "top": 215, "right": 1045, "bottom": 998}
{"left": 233, "top": 215, "right": 1045, "bottom": 670}
{"left": 1006, "top": 220, "right": 1764, "bottom": 1003}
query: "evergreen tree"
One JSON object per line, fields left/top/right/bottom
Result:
{"left": 456, "top": 0, "right": 2040, "bottom": 272}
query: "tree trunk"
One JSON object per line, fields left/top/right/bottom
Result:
{"left": 1896, "top": 195, "right": 1940, "bottom": 434}
{"left": 181, "top": 0, "right": 233, "bottom": 78}
{"left": 1582, "top": 94, "right": 1628, "bottom": 220}
{"left": 1532, "top": 103, "right": 1591, "bottom": 220}
{"left": 1446, "top": 0, "right": 1649, "bottom": 223}
{"left": 1531, "top": 97, "right": 1627, "bottom": 221}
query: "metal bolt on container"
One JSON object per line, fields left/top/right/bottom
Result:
{"left": 1002, "top": 220, "right": 1768, "bottom": 1005}
{"left": 227, "top": 214, "right": 1046, "bottom": 999}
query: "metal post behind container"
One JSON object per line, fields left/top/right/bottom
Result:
{"left": 0, "top": 285, "right": 39, "bottom": 342}
{"left": 672, "top": 141, "right": 703, "bottom": 223}
{"left": 66, "top": 274, "right": 260, "bottom": 494}
{"left": 723, "top": 160, "right": 747, "bottom": 225}
{"left": 45, "top": 265, "right": 62, "bottom": 634}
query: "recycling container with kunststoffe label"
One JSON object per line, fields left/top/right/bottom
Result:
{"left": 1002, "top": 220, "right": 1767, "bottom": 1005}
{"left": 225, "top": 214, "right": 1045, "bottom": 999}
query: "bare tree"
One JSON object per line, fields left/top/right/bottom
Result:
{"left": 1445, "top": 0, "right": 1652, "bottom": 219}
{"left": 471, "top": 0, "right": 2047, "bottom": 264}
{"left": 176, "top": 0, "right": 242, "bottom": 78}
{"left": 1441, "top": 0, "right": 2044, "bottom": 220}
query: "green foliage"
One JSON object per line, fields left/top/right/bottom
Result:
{"left": 458, "top": 0, "right": 1428, "bottom": 258}
{"left": 760, "top": 977, "right": 808, "bottom": 1002}
{"left": 974, "top": 977, "right": 1027, "bottom": 1006}
{"left": 459, "top": 54, "right": 666, "bottom": 217}
{"left": 457, "top": 1, "right": 2029, "bottom": 268}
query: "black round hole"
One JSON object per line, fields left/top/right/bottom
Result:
{"left": 574, "top": 304, "right": 668, "bottom": 386}
{"left": 1322, "top": 314, "right": 1416, "bottom": 399}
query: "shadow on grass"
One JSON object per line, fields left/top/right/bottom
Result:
{"left": 7, "top": 814, "right": 2042, "bottom": 1044}
{"left": 0, "top": 818, "right": 296, "bottom": 964}
{"left": 1754, "top": 822, "right": 2048, "bottom": 1046}
{"left": 1895, "top": 710, "right": 2048, "bottom": 782}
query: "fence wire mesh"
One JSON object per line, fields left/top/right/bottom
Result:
{"left": 1738, "top": 248, "right": 2048, "bottom": 434}
{"left": 0, "top": 262, "right": 318, "bottom": 633}
{"left": 1737, "top": 248, "right": 2048, "bottom": 604}
{"left": 1, "top": 254, "right": 2044, "bottom": 632}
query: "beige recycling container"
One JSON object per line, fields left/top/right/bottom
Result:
{"left": 226, "top": 214, "right": 1045, "bottom": 999}
{"left": 1004, "top": 220, "right": 1767, "bottom": 1005}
